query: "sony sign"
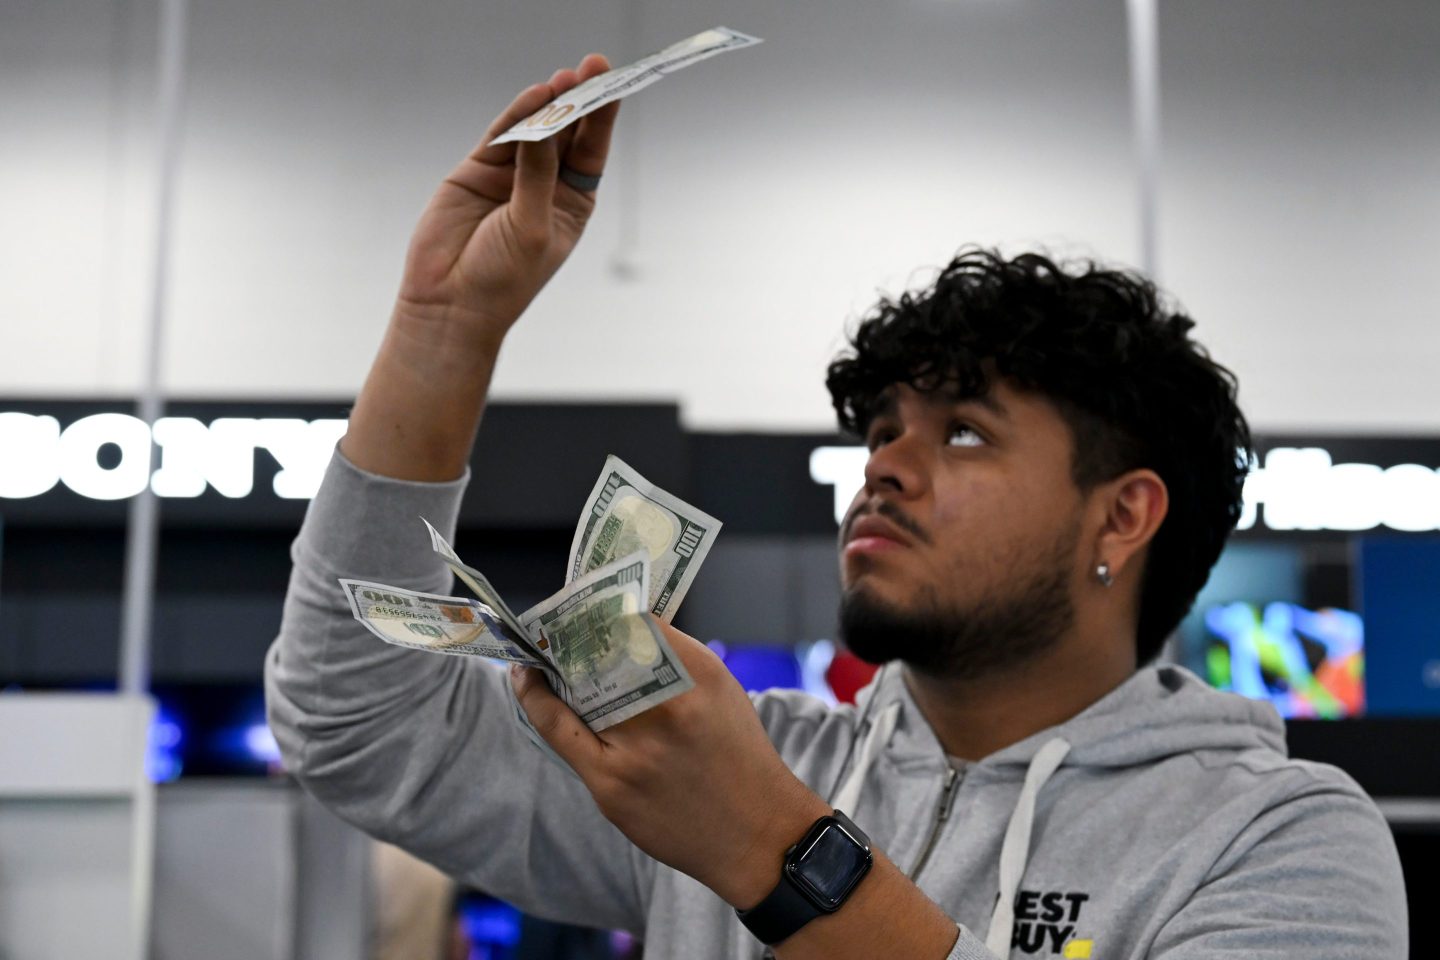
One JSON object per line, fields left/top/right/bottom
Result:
{"left": 0, "top": 412, "right": 348, "bottom": 501}
{"left": 808, "top": 445, "right": 1440, "bottom": 534}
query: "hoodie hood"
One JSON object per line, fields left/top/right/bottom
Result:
{"left": 853, "top": 662, "right": 1288, "bottom": 774}
{"left": 845, "top": 663, "right": 1292, "bottom": 956}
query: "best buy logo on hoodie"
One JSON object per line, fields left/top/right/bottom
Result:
{"left": 1009, "top": 889, "right": 1093, "bottom": 956}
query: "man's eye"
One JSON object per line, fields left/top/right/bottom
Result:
{"left": 867, "top": 428, "right": 895, "bottom": 451}
{"left": 947, "top": 425, "right": 984, "bottom": 447}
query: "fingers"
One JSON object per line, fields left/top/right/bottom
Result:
{"left": 485, "top": 58, "right": 605, "bottom": 225}
{"left": 510, "top": 664, "right": 604, "bottom": 771}
{"left": 560, "top": 54, "right": 618, "bottom": 189}
{"left": 472, "top": 81, "right": 559, "bottom": 168}
{"left": 652, "top": 616, "right": 710, "bottom": 661}
{"left": 473, "top": 62, "right": 590, "bottom": 167}
{"left": 509, "top": 137, "right": 561, "bottom": 235}
{"left": 563, "top": 101, "right": 619, "bottom": 183}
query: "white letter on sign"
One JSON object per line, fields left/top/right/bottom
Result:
{"left": 151, "top": 417, "right": 211, "bottom": 498}
{"left": 256, "top": 418, "right": 348, "bottom": 499}
{"left": 59, "top": 414, "right": 151, "bottom": 500}
{"left": 0, "top": 413, "right": 62, "bottom": 497}
{"left": 808, "top": 446, "right": 869, "bottom": 525}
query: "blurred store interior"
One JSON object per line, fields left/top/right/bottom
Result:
{"left": 2, "top": 0, "right": 1438, "bottom": 958}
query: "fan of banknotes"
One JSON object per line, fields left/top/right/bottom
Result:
{"left": 341, "top": 456, "right": 722, "bottom": 738}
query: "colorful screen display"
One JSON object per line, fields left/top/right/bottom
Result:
{"left": 1201, "top": 601, "right": 1364, "bottom": 719}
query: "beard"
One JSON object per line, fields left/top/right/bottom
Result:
{"left": 838, "top": 526, "right": 1078, "bottom": 682}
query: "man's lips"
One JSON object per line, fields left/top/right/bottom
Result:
{"left": 843, "top": 514, "right": 912, "bottom": 557}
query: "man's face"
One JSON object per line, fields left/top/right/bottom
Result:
{"left": 837, "top": 380, "right": 1089, "bottom": 679}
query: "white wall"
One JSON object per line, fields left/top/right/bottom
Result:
{"left": 1162, "top": 1, "right": 1440, "bottom": 434}
{"left": 2, "top": 0, "right": 1436, "bottom": 432}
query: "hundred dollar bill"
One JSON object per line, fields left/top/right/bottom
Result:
{"left": 341, "top": 578, "right": 546, "bottom": 665}
{"left": 420, "top": 517, "right": 555, "bottom": 668}
{"left": 569, "top": 455, "right": 721, "bottom": 621}
{"left": 521, "top": 552, "right": 694, "bottom": 731}
{"left": 490, "top": 27, "right": 762, "bottom": 146}
{"left": 344, "top": 574, "right": 578, "bottom": 775}
{"left": 342, "top": 576, "right": 578, "bottom": 770}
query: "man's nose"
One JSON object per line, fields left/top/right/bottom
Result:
{"left": 862, "top": 429, "right": 928, "bottom": 498}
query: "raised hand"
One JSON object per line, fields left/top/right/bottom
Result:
{"left": 343, "top": 55, "right": 621, "bottom": 481}
{"left": 396, "top": 53, "right": 621, "bottom": 341}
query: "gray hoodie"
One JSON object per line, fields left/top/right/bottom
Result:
{"left": 265, "top": 451, "right": 1408, "bottom": 959}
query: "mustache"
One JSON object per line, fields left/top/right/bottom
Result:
{"left": 840, "top": 498, "right": 933, "bottom": 547}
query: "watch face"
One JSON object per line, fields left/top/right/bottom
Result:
{"left": 788, "top": 820, "right": 872, "bottom": 910}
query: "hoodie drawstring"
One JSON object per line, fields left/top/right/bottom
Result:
{"left": 984, "top": 737, "right": 1072, "bottom": 956}
{"left": 828, "top": 687, "right": 1073, "bottom": 959}
{"left": 831, "top": 701, "right": 901, "bottom": 814}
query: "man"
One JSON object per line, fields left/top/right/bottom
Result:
{"left": 265, "top": 54, "right": 1406, "bottom": 959}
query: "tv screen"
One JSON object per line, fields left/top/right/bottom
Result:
{"left": 1199, "top": 601, "right": 1363, "bottom": 719}
{"left": 1358, "top": 537, "right": 1440, "bottom": 717}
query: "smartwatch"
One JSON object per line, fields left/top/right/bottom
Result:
{"left": 736, "top": 809, "right": 873, "bottom": 945}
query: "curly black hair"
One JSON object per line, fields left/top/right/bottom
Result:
{"left": 825, "top": 247, "right": 1252, "bottom": 665}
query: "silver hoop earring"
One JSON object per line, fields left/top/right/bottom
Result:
{"left": 1097, "top": 563, "right": 1114, "bottom": 587}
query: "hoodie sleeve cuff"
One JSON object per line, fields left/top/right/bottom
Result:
{"left": 946, "top": 925, "right": 1002, "bottom": 960}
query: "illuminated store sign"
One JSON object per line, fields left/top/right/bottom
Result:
{"left": 1237, "top": 447, "right": 1440, "bottom": 533}
{"left": 808, "top": 445, "right": 1440, "bottom": 533}
{"left": 3, "top": 406, "right": 1437, "bottom": 539}
{"left": 0, "top": 412, "right": 347, "bottom": 501}
{"left": 807, "top": 446, "right": 871, "bottom": 525}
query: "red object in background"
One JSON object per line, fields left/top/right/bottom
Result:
{"left": 825, "top": 651, "right": 880, "bottom": 705}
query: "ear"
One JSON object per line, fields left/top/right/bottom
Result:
{"left": 1091, "top": 468, "right": 1168, "bottom": 584}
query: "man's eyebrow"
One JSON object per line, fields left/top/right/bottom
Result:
{"left": 867, "top": 391, "right": 899, "bottom": 424}
{"left": 955, "top": 391, "right": 1012, "bottom": 421}
{"left": 865, "top": 388, "right": 1012, "bottom": 426}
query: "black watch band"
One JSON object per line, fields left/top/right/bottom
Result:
{"left": 736, "top": 809, "right": 873, "bottom": 946}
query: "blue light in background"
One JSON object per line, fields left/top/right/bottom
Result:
{"left": 711, "top": 644, "right": 802, "bottom": 693}
{"left": 709, "top": 640, "right": 838, "bottom": 703}
{"left": 244, "top": 723, "right": 282, "bottom": 764}
{"left": 147, "top": 706, "right": 184, "bottom": 783}
{"left": 212, "top": 714, "right": 283, "bottom": 773}
{"left": 1359, "top": 537, "right": 1440, "bottom": 716}
{"left": 459, "top": 896, "right": 522, "bottom": 957}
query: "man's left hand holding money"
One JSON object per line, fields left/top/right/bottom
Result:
{"left": 510, "top": 620, "right": 961, "bottom": 959}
